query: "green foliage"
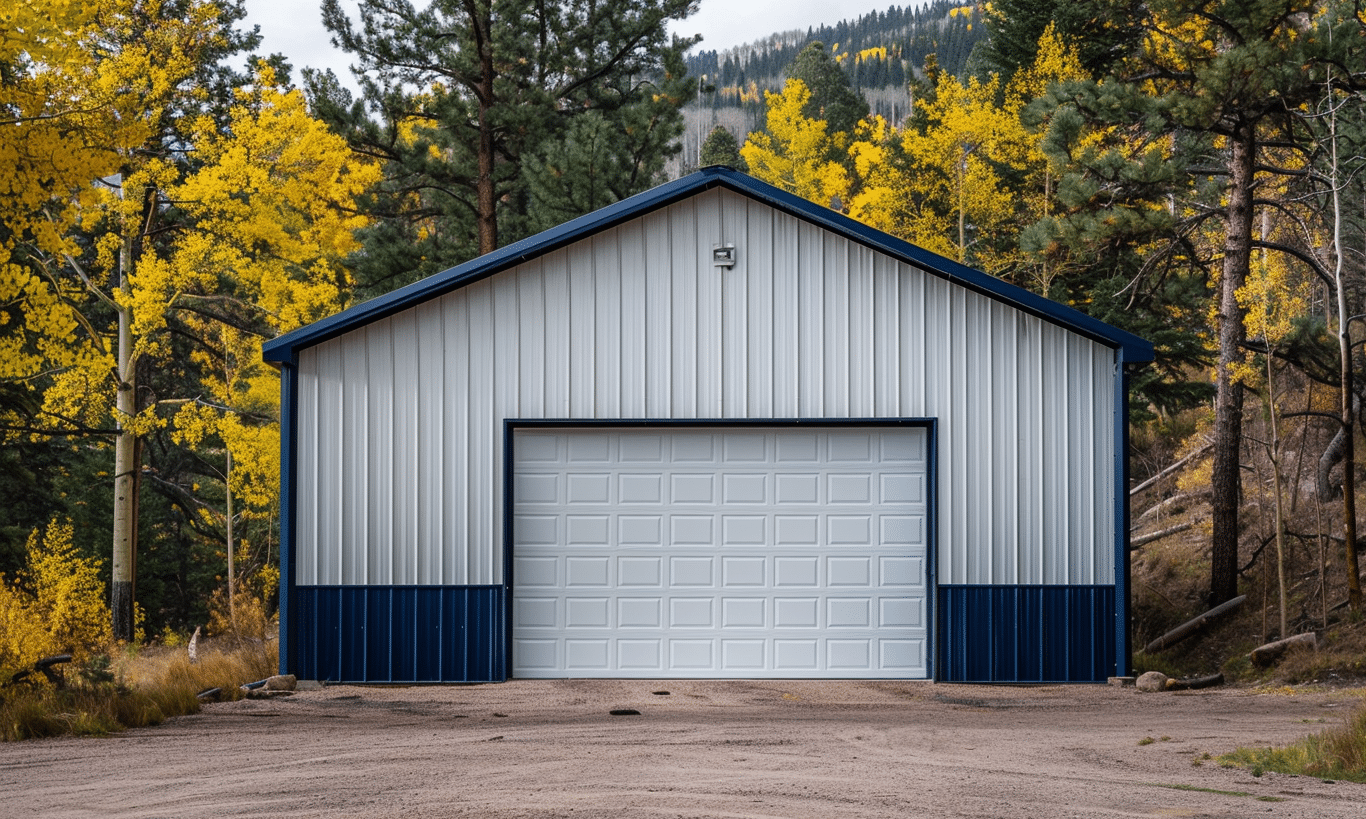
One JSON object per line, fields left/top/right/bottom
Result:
{"left": 980, "top": 0, "right": 1143, "bottom": 79}
{"left": 786, "top": 42, "right": 869, "bottom": 138}
{"left": 699, "top": 126, "right": 748, "bottom": 172}
{"left": 313, "top": 0, "right": 698, "bottom": 294}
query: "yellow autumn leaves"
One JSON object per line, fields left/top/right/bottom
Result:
{"left": 743, "top": 24, "right": 1086, "bottom": 277}
{"left": 1, "top": 0, "right": 379, "bottom": 639}
{"left": 0, "top": 521, "right": 111, "bottom": 673}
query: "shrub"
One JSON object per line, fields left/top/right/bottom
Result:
{"left": 0, "top": 519, "right": 111, "bottom": 679}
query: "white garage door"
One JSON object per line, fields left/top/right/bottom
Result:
{"left": 511, "top": 426, "right": 929, "bottom": 678}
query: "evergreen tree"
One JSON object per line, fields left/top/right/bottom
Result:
{"left": 785, "top": 41, "right": 869, "bottom": 136}
{"left": 1027, "top": 0, "right": 1366, "bottom": 606}
{"left": 314, "top": 0, "right": 698, "bottom": 294}
{"left": 699, "top": 125, "right": 748, "bottom": 171}
{"left": 980, "top": 0, "right": 1142, "bottom": 79}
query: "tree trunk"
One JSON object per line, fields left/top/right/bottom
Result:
{"left": 226, "top": 447, "right": 236, "bottom": 629}
{"left": 1210, "top": 121, "right": 1254, "bottom": 606}
{"left": 1249, "top": 632, "right": 1317, "bottom": 667}
{"left": 1328, "top": 91, "right": 1362, "bottom": 613}
{"left": 111, "top": 232, "right": 138, "bottom": 642}
{"left": 475, "top": 6, "right": 497, "bottom": 256}
{"left": 1142, "top": 594, "right": 1246, "bottom": 654}
{"left": 1266, "top": 352, "right": 1288, "bottom": 639}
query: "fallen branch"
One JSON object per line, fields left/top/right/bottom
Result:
{"left": 4, "top": 654, "right": 72, "bottom": 689}
{"left": 1130, "top": 521, "right": 1200, "bottom": 550}
{"left": 1135, "top": 490, "right": 1210, "bottom": 524}
{"left": 1166, "top": 672, "right": 1224, "bottom": 691}
{"left": 1143, "top": 595, "right": 1246, "bottom": 654}
{"left": 1131, "top": 442, "right": 1213, "bottom": 497}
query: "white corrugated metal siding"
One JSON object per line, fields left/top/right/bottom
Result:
{"left": 293, "top": 188, "right": 1115, "bottom": 587}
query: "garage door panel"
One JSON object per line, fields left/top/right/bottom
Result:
{"left": 620, "top": 639, "right": 662, "bottom": 669}
{"left": 516, "top": 473, "right": 559, "bottom": 503}
{"left": 515, "top": 556, "right": 558, "bottom": 586}
{"left": 618, "top": 597, "right": 662, "bottom": 627}
{"left": 722, "top": 639, "right": 765, "bottom": 669}
{"left": 881, "top": 473, "right": 924, "bottom": 503}
{"left": 671, "top": 474, "right": 715, "bottom": 503}
{"left": 618, "top": 557, "right": 662, "bottom": 586}
{"left": 880, "top": 596, "right": 925, "bottom": 627}
{"left": 565, "top": 597, "right": 610, "bottom": 627}
{"left": 616, "top": 516, "right": 660, "bottom": 546}
{"left": 828, "top": 556, "right": 872, "bottom": 586}
{"left": 722, "top": 557, "right": 765, "bottom": 586}
{"left": 774, "top": 557, "right": 818, "bottom": 587}
{"left": 514, "top": 597, "right": 557, "bottom": 628}
{"left": 567, "top": 473, "right": 610, "bottom": 503}
{"left": 512, "top": 427, "right": 929, "bottom": 679}
{"left": 721, "top": 597, "right": 765, "bottom": 628}
{"left": 827, "top": 597, "right": 872, "bottom": 627}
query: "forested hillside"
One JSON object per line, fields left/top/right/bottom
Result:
{"left": 678, "top": 2, "right": 987, "bottom": 165}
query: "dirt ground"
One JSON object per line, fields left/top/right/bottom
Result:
{"left": 4, "top": 680, "right": 1364, "bottom": 818}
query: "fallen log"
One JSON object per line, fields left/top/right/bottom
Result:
{"left": 1130, "top": 521, "right": 1200, "bottom": 551}
{"left": 5, "top": 654, "right": 73, "bottom": 688}
{"left": 1135, "top": 490, "right": 1211, "bottom": 525}
{"left": 1250, "top": 632, "right": 1317, "bottom": 668}
{"left": 1130, "top": 442, "right": 1213, "bottom": 497}
{"left": 33, "top": 654, "right": 72, "bottom": 687}
{"left": 1143, "top": 595, "right": 1246, "bottom": 654}
{"left": 1165, "top": 672, "right": 1224, "bottom": 691}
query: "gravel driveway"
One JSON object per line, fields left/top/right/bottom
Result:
{"left": 5, "top": 680, "right": 1363, "bottom": 818}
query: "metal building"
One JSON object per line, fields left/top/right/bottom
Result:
{"left": 262, "top": 168, "right": 1153, "bottom": 684}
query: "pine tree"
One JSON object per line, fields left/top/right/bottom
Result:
{"left": 980, "top": 0, "right": 1142, "bottom": 79}
{"left": 1028, "top": 0, "right": 1366, "bottom": 606}
{"left": 785, "top": 41, "right": 869, "bottom": 137}
{"left": 314, "top": 0, "right": 698, "bottom": 294}
{"left": 699, "top": 126, "right": 748, "bottom": 171}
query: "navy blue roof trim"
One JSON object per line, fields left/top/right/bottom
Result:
{"left": 263, "top": 167, "right": 1154, "bottom": 363}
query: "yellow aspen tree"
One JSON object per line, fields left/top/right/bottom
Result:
{"left": 0, "top": 519, "right": 111, "bottom": 673}
{"left": 4, "top": 0, "right": 264, "bottom": 639}
{"left": 160, "top": 69, "right": 379, "bottom": 614}
{"left": 741, "top": 80, "right": 851, "bottom": 210}
{"left": 0, "top": 1, "right": 123, "bottom": 398}
{"left": 1236, "top": 246, "right": 1312, "bottom": 640}
{"left": 846, "top": 115, "right": 904, "bottom": 235}
{"left": 896, "top": 72, "right": 1025, "bottom": 270}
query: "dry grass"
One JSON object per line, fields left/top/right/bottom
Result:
{"left": 2, "top": 588, "right": 279, "bottom": 742}
{"left": 1222, "top": 695, "right": 1366, "bottom": 783}
{"left": 1269, "top": 622, "right": 1366, "bottom": 684}
{"left": 0, "top": 638, "right": 277, "bottom": 742}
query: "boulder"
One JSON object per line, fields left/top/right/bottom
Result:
{"left": 264, "top": 674, "right": 297, "bottom": 691}
{"left": 1136, "top": 671, "right": 1169, "bottom": 692}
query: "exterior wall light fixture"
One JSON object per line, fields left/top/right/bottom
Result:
{"left": 712, "top": 243, "right": 737, "bottom": 268}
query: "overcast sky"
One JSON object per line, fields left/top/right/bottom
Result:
{"left": 240, "top": 0, "right": 897, "bottom": 85}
